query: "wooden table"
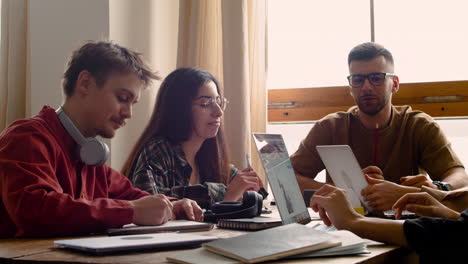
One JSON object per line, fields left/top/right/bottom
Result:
{"left": 0, "top": 224, "right": 418, "bottom": 264}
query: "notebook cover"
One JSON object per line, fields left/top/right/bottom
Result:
{"left": 203, "top": 223, "right": 340, "bottom": 263}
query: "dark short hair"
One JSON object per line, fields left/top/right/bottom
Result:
{"left": 62, "top": 41, "right": 160, "bottom": 97}
{"left": 348, "top": 42, "right": 394, "bottom": 66}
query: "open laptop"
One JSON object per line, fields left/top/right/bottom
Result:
{"left": 54, "top": 232, "right": 217, "bottom": 254}
{"left": 217, "top": 133, "right": 311, "bottom": 230}
{"left": 252, "top": 133, "right": 311, "bottom": 225}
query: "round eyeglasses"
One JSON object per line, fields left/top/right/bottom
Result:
{"left": 193, "top": 96, "right": 229, "bottom": 111}
{"left": 347, "top": 72, "right": 396, "bottom": 88}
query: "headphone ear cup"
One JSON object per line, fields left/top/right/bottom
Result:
{"left": 56, "top": 107, "right": 109, "bottom": 166}
{"left": 243, "top": 191, "right": 263, "bottom": 217}
{"left": 80, "top": 138, "right": 109, "bottom": 166}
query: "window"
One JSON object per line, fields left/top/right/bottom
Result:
{"left": 375, "top": 0, "right": 468, "bottom": 83}
{"left": 267, "top": 0, "right": 370, "bottom": 89}
{"left": 268, "top": 0, "right": 468, "bottom": 89}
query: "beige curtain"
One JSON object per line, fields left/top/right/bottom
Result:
{"left": 0, "top": 0, "right": 29, "bottom": 131}
{"left": 177, "top": 0, "right": 224, "bottom": 81}
{"left": 177, "top": 0, "right": 267, "bottom": 182}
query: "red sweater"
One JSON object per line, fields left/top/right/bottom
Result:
{"left": 0, "top": 106, "right": 148, "bottom": 238}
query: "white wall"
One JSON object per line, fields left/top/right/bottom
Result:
{"left": 28, "top": 0, "right": 109, "bottom": 116}
{"left": 28, "top": 0, "right": 111, "bottom": 161}
{"left": 27, "top": 0, "right": 179, "bottom": 170}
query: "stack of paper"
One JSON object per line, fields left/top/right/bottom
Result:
{"left": 166, "top": 224, "right": 370, "bottom": 264}
{"left": 285, "top": 230, "right": 369, "bottom": 258}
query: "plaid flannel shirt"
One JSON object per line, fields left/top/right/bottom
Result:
{"left": 128, "top": 137, "right": 238, "bottom": 208}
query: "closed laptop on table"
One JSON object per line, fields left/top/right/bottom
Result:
{"left": 54, "top": 232, "right": 217, "bottom": 254}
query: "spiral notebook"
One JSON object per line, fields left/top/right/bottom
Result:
{"left": 217, "top": 216, "right": 282, "bottom": 230}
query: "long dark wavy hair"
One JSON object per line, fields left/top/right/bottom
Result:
{"left": 121, "top": 67, "right": 231, "bottom": 185}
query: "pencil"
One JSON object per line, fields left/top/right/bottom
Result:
{"left": 374, "top": 123, "right": 379, "bottom": 166}
{"left": 245, "top": 153, "right": 253, "bottom": 170}
{"left": 146, "top": 169, "right": 159, "bottom": 194}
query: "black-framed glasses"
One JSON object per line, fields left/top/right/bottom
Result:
{"left": 194, "top": 96, "right": 229, "bottom": 111}
{"left": 347, "top": 72, "right": 396, "bottom": 88}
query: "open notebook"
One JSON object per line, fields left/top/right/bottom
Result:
{"left": 217, "top": 133, "right": 311, "bottom": 230}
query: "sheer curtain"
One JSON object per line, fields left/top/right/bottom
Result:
{"left": 177, "top": 0, "right": 267, "bottom": 181}
{"left": 0, "top": 0, "right": 29, "bottom": 131}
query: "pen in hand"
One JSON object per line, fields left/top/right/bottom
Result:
{"left": 374, "top": 123, "right": 379, "bottom": 166}
{"left": 146, "top": 169, "right": 159, "bottom": 195}
{"left": 245, "top": 153, "right": 253, "bottom": 171}
{"left": 246, "top": 153, "right": 269, "bottom": 198}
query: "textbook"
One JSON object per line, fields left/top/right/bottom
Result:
{"left": 203, "top": 223, "right": 340, "bottom": 263}
{"left": 286, "top": 230, "right": 369, "bottom": 258}
{"left": 216, "top": 216, "right": 282, "bottom": 231}
{"left": 106, "top": 220, "right": 214, "bottom": 236}
{"left": 166, "top": 230, "right": 368, "bottom": 264}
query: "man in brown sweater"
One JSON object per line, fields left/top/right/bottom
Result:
{"left": 291, "top": 42, "right": 468, "bottom": 212}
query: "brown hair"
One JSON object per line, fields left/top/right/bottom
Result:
{"left": 121, "top": 67, "right": 231, "bottom": 184}
{"left": 62, "top": 41, "right": 160, "bottom": 96}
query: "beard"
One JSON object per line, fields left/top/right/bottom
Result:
{"left": 96, "top": 125, "right": 116, "bottom": 139}
{"left": 97, "top": 130, "right": 114, "bottom": 139}
{"left": 356, "top": 92, "right": 390, "bottom": 116}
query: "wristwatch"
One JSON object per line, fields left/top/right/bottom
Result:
{"left": 432, "top": 181, "right": 453, "bottom": 191}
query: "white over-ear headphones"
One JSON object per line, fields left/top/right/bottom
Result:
{"left": 56, "top": 107, "right": 109, "bottom": 166}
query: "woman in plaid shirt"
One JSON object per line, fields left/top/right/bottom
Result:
{"left": 122, "top": 68, "right": 264, "bottom": 208}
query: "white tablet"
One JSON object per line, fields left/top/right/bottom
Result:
{"left": 316, "top": 145, "right": 369, "bottom": 210}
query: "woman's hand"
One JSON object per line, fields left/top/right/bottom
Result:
{"left": 393, "top": 192, "right": 461, "bottom": 220}
{"left": 223, "top": 168, "right": 264, "bottom": 202}
{"left": 310, "top": 184, "right": 363, "bottom": 229}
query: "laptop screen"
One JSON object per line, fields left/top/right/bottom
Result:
{"left": 252, "top": 133, "right": 310, "bottom": 225}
